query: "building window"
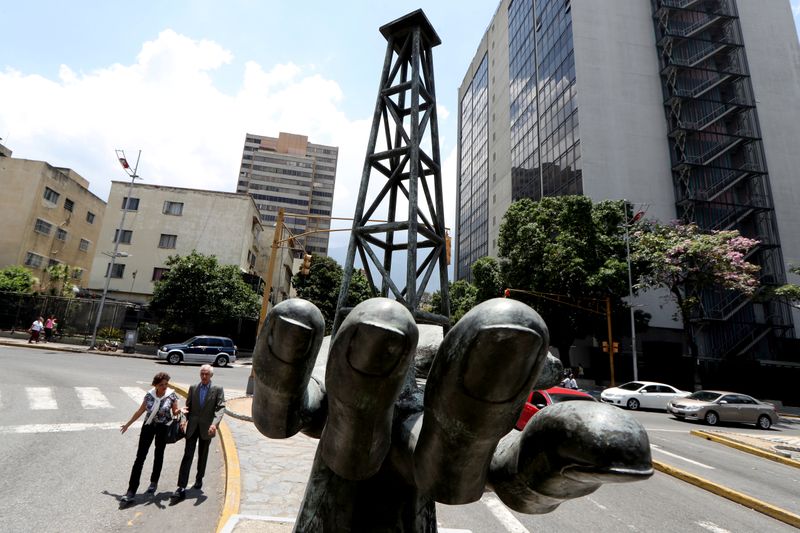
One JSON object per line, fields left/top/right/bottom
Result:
{"left": 86, "top": 211, "right": 95, "bottom": 224}
{"left": 105, "top": 263, "right": 125, "bottom": 278}
{"left": 47, "top": 258, "right": 61, "bottom": 268}
{"left": 158, "top": 234, "right": 177, "bottom": 249}
{"left": 56, "top": 228, "right": 68, "bottom": 241}
{"left": 64, "top": 198, "right": 74, "bottom": 212}
{"left": 24, "top": 252, "right": 44, "bottom": 269}
{"left": 113, "top": 229, "right": 133, "bottom": 244}
{"left": 152, "top": 267, "right": 169, "bottom": 281}
{"left": 121, "top": 197, "right": 140, "bottom": 210}
{"left": 43, "top": 187, "right": 60, "bottom": 204}
{"left": 71, "top": 268, "right": 83, "bottom": 280}
{"left": 34, "top": 218, "right": 53, "bottom": 235}
{"left": 79, "top": 238, "right": 91, "bottom": 252}
{"left": 163, "top": 201, "right": 184, "bottom": 216}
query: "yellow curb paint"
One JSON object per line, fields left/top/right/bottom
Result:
{"left": 690, "top": 430, "right": 800, "bottom": 469}
{"left": 169, "top": 383, "right": 241, "bottom": 533}
{"left": 653, "top": 459, "right": 800, "bottom": 529}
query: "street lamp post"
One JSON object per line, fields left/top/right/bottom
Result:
{"left": 624, "top": 201, "right": 643, "bottom": 381}
{"left": 88, "top": 150, "right": 141, "bottom": 349}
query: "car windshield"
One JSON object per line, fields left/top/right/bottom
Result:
{"left": 549, "top": 394, "right": 595, "bottom": 404}
{"left": 687, "top": 391, "right": 722, "bottom": 402}
{"left": 618, "top": 382, "right": 644, "bottom": 391}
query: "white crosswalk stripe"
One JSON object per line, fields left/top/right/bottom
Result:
{"left": 121, "top": 386, "right": 147, "bottom": 405}
{"left": 27, "top": 387, "right": 57, "bottom": 410}
{"left": 75, "top": 387, "right": 112, "bottom": 409}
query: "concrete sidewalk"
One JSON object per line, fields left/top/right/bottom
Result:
{"left": 0, "top": 334, "right": 157, "bottom": 359}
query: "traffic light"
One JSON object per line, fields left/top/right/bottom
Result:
{"left": 602, "top": 341, "right": 619, "bottom": 353}
{"left": 301, "top": 253, "right": 312, "bottom": 276}
{"left": 445, "top": 232, "right": 451, "bottom": 265}
{"left": 504, "top": 288, "right": 511, "bottom": 298}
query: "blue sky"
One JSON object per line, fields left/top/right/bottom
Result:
{"left": 2, "top": 1, "right": 800, "bottom": 267}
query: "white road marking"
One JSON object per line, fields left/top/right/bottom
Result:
{"left": 587, "top": 496, "right": 608, "bottom": 510}
{"left": 480, "top": 493, "right": 530, "bottom": 533}
{"left": 75, "top": 387, "right": 111, "bottom": 409}
{"left": 0, "top": 421, "right": 139, "bottom": 434}
{"left": 27, "top": 387, "right": 57, "bottom": 410}
{"left": 696, "top": 521, "right": 732, "bottom": 533}
{"left": 651, "top": 444, "right": 715, "bottom": 469}
{"left": 121, "top": 387, "right": 147, "bottom": 404}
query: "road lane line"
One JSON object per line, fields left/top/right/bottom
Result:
{"left": 75, "top": 387, "right": 112, "bottom": 409}
{"left": 121, "top": 387, "right": 147, "bottom": 404}
{"left": 651, "top": 444, "right": 714, "bottom": 469}
{"left": 0, "top": 421, "right": 139, "bottom": 434}
{"left": 696, "top": 521, "right": 732, "bottom": 533}
{"left": 480, "top": 493, "right": 530, "bottom": 533}
{"left": 27, "top": 387, "right": 57, "bottom": 410}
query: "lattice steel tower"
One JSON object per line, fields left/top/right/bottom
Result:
{"left": 333, "top": 10, "right": 451, "bottom": 333}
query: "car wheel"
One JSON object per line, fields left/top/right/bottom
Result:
{"left": 627, "top": 398, "right": 640, "bottom": 410}
{"left": 704, "top": 411, "right": 719, "bottom": 426}
{"left": 757, "top": 415, "right": 772, "bottom": 430}
{"left": 167, "top": 352, "right": 181, "bottom": 365}
{"left": 215, "top": 354, "right": 229, "bottom": 368}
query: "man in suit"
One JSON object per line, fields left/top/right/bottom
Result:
{"left": 172, "top": 364, "right": 225, "bottom": 500}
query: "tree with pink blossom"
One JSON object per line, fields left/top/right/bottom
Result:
{"left": 632, "top": 221, "right": 760, "bottom": 382}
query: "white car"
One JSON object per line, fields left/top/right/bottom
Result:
{"left": 601, "top": 381, "right": 690, "bottom": 411}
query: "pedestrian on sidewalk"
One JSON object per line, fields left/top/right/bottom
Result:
{"left": 171, "top": 364, "right": 225, "bottom": 501}
{"left": 28, "top": 316, "right": 44, "bottom": 343}
{"left": 43, "top": 315, "right": 56, "bottom": 342}
{"left": 119, "top": 372, "right": 181, "bottom": 504}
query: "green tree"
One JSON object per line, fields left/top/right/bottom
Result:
{"left": 44, "top": 263, "right": 81, "bottom": 296}
{"left": 149, "top": 251, "right": 260, "bottom": 338}
{"left": 0, "top": 265, "right": 37, "bottom": 293}
{"left": 471, "top": 256, "right": 503, "bottom": 303}
{"left": 430, "top": 279, "right": 478, "bottom": 323}
{"left": 632, "top": 221, "right": 760, "bottom": 379}
{"left": 498, "top": 196, "right": 631, "bottom": 366}
{"left": 772, "top": 266, "right": 800, "bottom": 308}
{"left": 292, "top": 255, "right": 374, "bottom": 332}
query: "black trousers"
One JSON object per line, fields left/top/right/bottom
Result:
{"left": 127, "top": 422, "right": 168, "bottom": 493}
{"left": 177, "top": 427, "right": 210, "bottom": 489}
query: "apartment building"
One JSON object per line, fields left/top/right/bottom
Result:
{"left": 86, "top": 182, "right": 293, "bottom": 304}
{"left": 236, "top": 132, "right": 338, "bottom": 257}
{"left": 457, "top": 0, "right": 800, "bottom": 376}
{"left": 0, "top": 143, "right": 106, "bottom": 290}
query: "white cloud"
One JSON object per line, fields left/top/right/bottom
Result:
{"left": 793, "top": 1, "right": 800, "bottom": 17}
{"left": 0, "top": 29, "right": 370, "bottom": 223}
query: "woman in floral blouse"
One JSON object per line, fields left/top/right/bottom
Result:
{"left": 120, "top": 372, "right": 181, "bottom": 504}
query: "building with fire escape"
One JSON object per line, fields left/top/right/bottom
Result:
{"left": 456, "top": 0, "right": 800, "bottom": 387}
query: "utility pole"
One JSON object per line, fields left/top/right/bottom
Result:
{"left": 89, "top": 150, "right": 140, "bottom": 349}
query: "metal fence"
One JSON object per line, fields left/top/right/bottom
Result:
{"left": 0, "top": 291, "right": 138, "bottom": 339}
{"left": 0, "top": 291, "right": 261, "bottom": 350}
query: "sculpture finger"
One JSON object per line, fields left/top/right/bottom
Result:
{"left": 252, "top": 298, "right": 325, "bottom": 439}
{"left": 413, "top": 298, "right": 550, "bottom": 504}
{"left": 533, "top": 353, "right": 564, "bottom": 390}
{"left": 489, "top": 401, "right": 653, "bottom": 514}
{"left": 320, "top": 298, "right": 418, "bottom": 480}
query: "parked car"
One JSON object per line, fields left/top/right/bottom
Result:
{"left": 667, "top": 390, "right": 778, "bottom": 429}
{"left": 157, "top": 336, "right": 237, "bottom": 367}
{"left": 601, "top": 381, "right": 690, "bottom": 411}
{"left": 516, "top": 386, "right": 596, "bottom": 430}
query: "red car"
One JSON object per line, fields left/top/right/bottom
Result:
{"left": 515, "top": 386, "right": 597, "bottom": 430}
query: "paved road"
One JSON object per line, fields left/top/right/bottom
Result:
{"left": 0, "top": 346, "right": 230, "bottom": 533}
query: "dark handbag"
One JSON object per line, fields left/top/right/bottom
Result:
{"left": 166, "top": 413, "right": 186, "bottom": 444}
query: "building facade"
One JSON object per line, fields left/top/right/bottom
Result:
{"left": 85, "top": 182, "right": 292, "bottom": 304}
{"left": 457, "top": 0, "right": 800, "bottom": 373}
{"left": 236, "top": 132, "right": 338, "bottom": 257}
{"left": 0, "top": 145, "right": 106, "bottom": 291}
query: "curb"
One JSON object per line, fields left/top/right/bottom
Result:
{"left": 224, "top": 396, "right": 254, "bottom": 422}
{"left": 170, "top": 383, "right": 241, "bottom": 533}
{"left": 690, "top": 430, "right": 800, "bottom": 469}
{"left": 0, "top": 339, "right": 155, "bottom": 359}
{"left": 653, "top": 459, "right": 800, "bottom": 529}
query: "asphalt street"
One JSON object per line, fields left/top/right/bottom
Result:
{"left": 0, "top": 346, "right": 241, "bottom": 532}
